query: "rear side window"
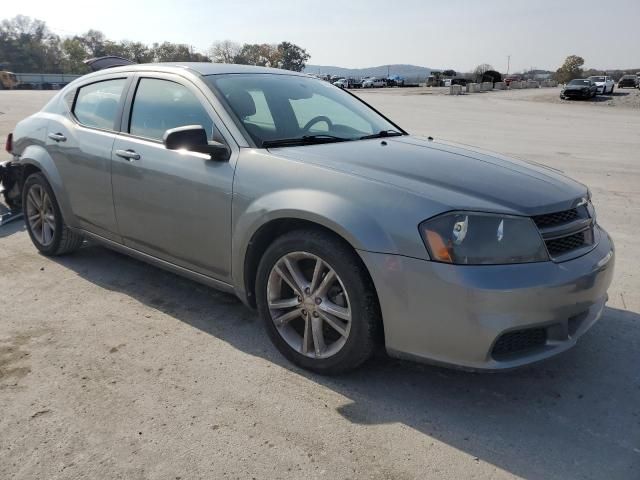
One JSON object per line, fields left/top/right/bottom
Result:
{"left": 129, "top": 78, "right": 214, "bottom": 141}
{"left": 73, "top": 79, "right": 126, "bottom": 130}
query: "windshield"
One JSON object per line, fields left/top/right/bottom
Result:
{"left": 569, "top": 80, "right": 590, "bottom": 86}
{"left": 588, "top": 76, "right": 605, "bottom": 82}
{"left": 207, "top": 74, "right": 401, "bottom": 147}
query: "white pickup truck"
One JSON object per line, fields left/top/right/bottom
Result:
{"left": 362, "top": 77, "right": 386, "bottom": 88}
{"left": 588, "top": 75, "right": 615, "bottom": 94}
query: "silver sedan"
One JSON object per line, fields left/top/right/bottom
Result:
{"left": 2, "top": 63, "right": 614, "bottom": 374}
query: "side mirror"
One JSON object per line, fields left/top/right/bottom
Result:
{"left": 163, "top": 125, "right": 230, "bottom": 161}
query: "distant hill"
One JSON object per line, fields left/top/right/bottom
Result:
{"left": 304, "top": 64, "right": 435, "bottom": 81}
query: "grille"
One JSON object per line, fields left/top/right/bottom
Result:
{"left": 492, "top": 328, "right": 547, "bottom": 359}
{"left": 532, "top": 208, "right": 579, "bottom": 228}
{"left": 545, "top": 231, "right": 588, "bottom": 257}
{"left": 532, "top": 205, "right": 594, "bottom": 259}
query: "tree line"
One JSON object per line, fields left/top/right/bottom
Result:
{"left": 555, "top": 55, "right": 639, "bottom": 83}
{"left": 0, "top": 15, "right": 311, "bottom": 74}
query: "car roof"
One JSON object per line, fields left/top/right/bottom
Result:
{"left": 75, "top": 62, "right": 310, "bottom": 83}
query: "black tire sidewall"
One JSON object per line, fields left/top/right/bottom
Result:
{"left": 22, "top": 173, "right": 65, "bottom": 255}
{"left": 256, "top": 231, "right": 378, "bottom": 374}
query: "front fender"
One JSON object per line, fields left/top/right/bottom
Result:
{"left": 232, "top": 188, "right": 397, "bottom": 295}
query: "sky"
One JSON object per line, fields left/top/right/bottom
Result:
{"left": 3, "top": 0, "right": 639, "bottom": 72}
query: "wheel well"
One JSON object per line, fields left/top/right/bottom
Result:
{"left": 2, "top": 163, "right": 40, "bottom": 209}
{"left": 243, "top": 219, "right": 371, "bottom": 308}
{"left": 21, "top": 164, "right": 42, "bottom": 185}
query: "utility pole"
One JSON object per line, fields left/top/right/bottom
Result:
{"left": 507, "top": 55, "right": 510, "bottom": 75}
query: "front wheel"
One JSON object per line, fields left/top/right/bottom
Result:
{"left": 256, "top": 229, "right": 382, "bottom": 374}
{"left": 22, "top": 172, "right": 84, "bottom": 256}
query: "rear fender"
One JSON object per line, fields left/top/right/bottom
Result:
{"left": 16, "top": 144, "right": 77, "bottom": 228}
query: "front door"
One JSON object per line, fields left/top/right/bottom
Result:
{"left": 111, "top": 75, "right": 236, "bottom": 281}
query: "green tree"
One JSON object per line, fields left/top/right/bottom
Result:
{"left": 0, "top": 15, "right": 61, "bottom": 72}
{"left": 61, "top": 38, "right": 90, "bottom": 73}
{"left": 555, "top": 55, "right": 585, "bottom": 83}
{"left": 234, "top": 43, "right": 279, "bottom": 67}
{"left": 151, "top": 42, "right": 210, "bottom": 62}
{"left": 76, "top": 29, "right": 108, "bottom": 57}
{"left": 120, "top": 41, "right": 154, "bottom": 63}
{"left": 276, "top": 42, "right": 310, "bottom": 72}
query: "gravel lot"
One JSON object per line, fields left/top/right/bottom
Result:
{"left": 1, "top": 88, "right": 639, "bottom": 480}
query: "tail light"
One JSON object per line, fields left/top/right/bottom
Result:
{"left": 5, "top": 133, "right": 12, "bottom": 153}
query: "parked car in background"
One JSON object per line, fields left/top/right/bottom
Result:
{"left": 386, "top": 75, "right": 405, "bottom": 87}
{"left": 587, "top": 75, "right": 615, "bottom": 94}
{"left": 3, "top": 63, "right": 614, "bottom": 374}
{"left": 333, "top": 78, "right": 348, "bottom": 89}
{"left": 451, "top": 78, "right": 469, "bottom": 87}
{"left": 504, "top": 75, "right": 522, "bottom": 86}
{"left": 617, "top": 75, "right": 638, "bottom": 88}
{"left": 560, "top": 79, "right": 597, "bottom": 99}
{"left": 0, "top": 70, "right": 19, "bottom": 89}
{"left": 362, "top": 77, "right": 385, "bottom": 88}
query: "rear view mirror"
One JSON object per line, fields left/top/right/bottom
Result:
{"left": 163, "top": 125, "right": 230, "bottom": 161}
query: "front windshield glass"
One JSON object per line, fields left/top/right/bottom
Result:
{"left": 588, "top": 76, "right": 605, "bottom": 82}
{"left": 569, "top": 80, "right": 590, "bottom": 86}
{"left": 207, "top": 74, "right": 400, "bottom": 147}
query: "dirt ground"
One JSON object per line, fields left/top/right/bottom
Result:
{"left": 0, "top": 88, "right": 639, "bottom": 480}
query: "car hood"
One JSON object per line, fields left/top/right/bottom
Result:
{"left": 268, "top": 136, "right": 587, "bottom": 215}
{"left": 564, "top": 84, "right": 590, "bottom": 90}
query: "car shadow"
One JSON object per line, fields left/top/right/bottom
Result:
{"left": 590, "top": 91, "right": 630, "bottom": 103}
{"left": 51, "top": 243, "right": 640, "bottom": 480}
{"left": 0, "top": 217, "right": 25, "bottom": 238}
{"left": 562, "top": 91, "right": 631, "bottom": 103}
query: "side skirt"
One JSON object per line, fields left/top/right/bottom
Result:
{"left": 77, "top": 229, "right": 238, "bottom": 296}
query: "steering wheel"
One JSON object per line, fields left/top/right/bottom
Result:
{"left": 302, "top": 115, "right": 333, "bottom": 133}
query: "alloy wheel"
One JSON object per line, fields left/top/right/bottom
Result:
{"left": 25, "top": 184, "right": 56, "bottom": 246}
{"left": 267, "top": 251, "right": 352, "bottom": 359}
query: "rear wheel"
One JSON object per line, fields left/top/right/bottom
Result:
{"left": 256, "top": 229, "right": 381, "bottom": 374}
{"left": 22, "top": 173, "right": 84, "bottom": 256}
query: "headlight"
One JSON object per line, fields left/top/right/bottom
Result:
{"left": 419, "top": 212, "right": 548, "bottom": 265}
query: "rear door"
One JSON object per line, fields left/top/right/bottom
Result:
{"left": 111, "top": 73, "right": 237, "bottom": 281}
{"left": 46, "top": 74, "right": 131, "bottom": 241}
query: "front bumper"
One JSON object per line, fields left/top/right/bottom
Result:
{"left": 563, "top": 90, "right": 591, "bottom": 98}
{"left": 358, "top": 225, "right": 615, "bottom": 370}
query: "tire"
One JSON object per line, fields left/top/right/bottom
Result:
{"left": 610, "top": 85, "right": 614, "bottom": 94}
{"left": 22, "top": 172, "right": 84, "bottom": 256}
{"left": 256, "top": 229, "right": 382, "bottom": 374}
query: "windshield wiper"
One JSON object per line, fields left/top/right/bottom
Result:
{"left": 359, "top": 130, "right": 403, "bottom": 140}
{"left": 262, "top": 135, "right": 351, "bottom": 148}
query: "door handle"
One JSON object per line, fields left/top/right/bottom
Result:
{"left": 115, "top": 149, "right": 141, "bottom": 161}
{"left": 48, "top": 132, "right": 67, "bottom": 142}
